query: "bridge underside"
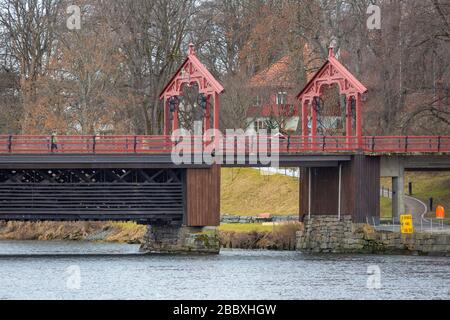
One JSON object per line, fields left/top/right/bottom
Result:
{"left": 0, "top": 168, "right": 184, "bottom": 224}
{"left": 0, "top": 153, "right": 352, "bottom": 168}
{"left": 0, "top": 153, "right": 447, "bottom": 226}
{"left": 300, "top": 155, "right": 381, "bottom": 223}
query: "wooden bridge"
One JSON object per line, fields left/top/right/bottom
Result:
{"left": 0, "top": 44, "right": 448, "bottom": 235}
{"left": 0, "top": 135, "right": 448, "bottom": 226}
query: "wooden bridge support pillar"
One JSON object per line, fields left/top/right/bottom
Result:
{"left": 140, "top": 165, "right": 221, "bottom": 254}
{"left": 185, "top": 165, "right": 221, "bottom": 227}
{"left": 300, "top": 155, "right": 380, "bottom": 223}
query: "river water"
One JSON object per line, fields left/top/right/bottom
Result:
{"left": 0, "top": 240, "right": 448, "bottom": 300}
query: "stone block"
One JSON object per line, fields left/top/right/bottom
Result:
{"left": 140, "top": 225, "right": 220, "bottom": 254}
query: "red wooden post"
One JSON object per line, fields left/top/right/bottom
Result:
{"left": 346, "top": 95, "right": 352, "bottom": 148}
{"left": 173, "top": 106, "right": 179, "bottom": 132}
{"left": 301, "top": 99, "right": 309, "bottom": 148}
{"left": 356, "top": 93, "right": 362, "bottom": 149}
{"left": 214, "top": 92, "right": 220, "bottom": 131}
{"left": 163, "top": 97, "right": 170, "bottom": 136}
{"left": 204, "top": 94, "right": 211, "bottom": 132}
{"left": 311, "top": 98, "right": 317, "bottom": 149}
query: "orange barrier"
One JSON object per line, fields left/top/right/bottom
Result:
{"left": 436, "top": 205, "right": 445, "bottom": 219}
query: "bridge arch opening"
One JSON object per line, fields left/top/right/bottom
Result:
{"left": 176, "top": 83, "right": 205, "bottom": 133}
{"left": 220, "top": 167, "right": 300, "bottom": 218}
{"left": 315, "top": 84, "right": 346, "bottom": 136}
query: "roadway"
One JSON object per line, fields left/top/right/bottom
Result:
{"left": 381, "top": 190, "right": 450, "bottom": 233}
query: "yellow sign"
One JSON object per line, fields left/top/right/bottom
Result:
{"left": 400, "top": 214, "right": 414, "bottom": 234}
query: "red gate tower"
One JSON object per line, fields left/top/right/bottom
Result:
{"left": 297, "top": 47, "right": 368, "bottom": 149}
{"left": 159, "top": 43, "right": 224, "bottom": 135}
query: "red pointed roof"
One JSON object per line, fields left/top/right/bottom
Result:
{"left": 159, "top": 44, "right": 224, "bottom": 99}
{"left": 297, "top": 47, "right": 367, "bottom": 101}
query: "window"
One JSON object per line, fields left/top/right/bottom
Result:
{"left": 276, "top": 92, "right": 287, "bottom": 105}
{"left": 254, "top": 95, "right": 261, "bottom": 106}
{"left": 254, "top": 120, "right": 267, "bottom": 132}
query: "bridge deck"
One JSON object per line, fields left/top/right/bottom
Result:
{"left": 0, "top": 153, "right": 352, "bottom": 168}
{"left": 0, "top": 135, "right": 449, "bottom": 154}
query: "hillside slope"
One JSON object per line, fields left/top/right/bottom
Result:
{"left": 381, "top": 172, "right": 450, "bottom": 218}
{"left": 221, "top": 168, "right": 299, "bottom": 216}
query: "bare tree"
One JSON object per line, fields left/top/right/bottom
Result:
{"left": 105, "top": 0, "right": 197, "bottom": 135}
{"left": 0, "top": 0, "right": 62, "bottom": 132}
{"left": 220, "top": 72, "right": 257, "bottom": 130}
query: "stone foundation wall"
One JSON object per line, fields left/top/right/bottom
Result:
{"left": 297, "top": 215, "right": 450, "bottom": 255}
{"left": 140, "top": 225, "right": 220, "bottom": 254}
{"left": 221, "top": 215, "right": 298, "bottom": 224}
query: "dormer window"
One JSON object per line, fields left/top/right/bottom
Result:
{"left": 276, "top": 92, "right": 287, "bottom": 105}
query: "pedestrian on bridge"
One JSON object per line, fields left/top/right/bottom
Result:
{"left": 51, "top": 131, "right": 58, "bottom": 152}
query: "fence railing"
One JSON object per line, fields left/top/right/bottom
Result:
{"left": 419, "top": 217, "right": 450, "bottom": 232}
{"left": 0, "top": 135, "right": 449, "bottom": 154}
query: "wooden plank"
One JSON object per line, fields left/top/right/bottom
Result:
{"left": 186, "top": 165, "right": 220, "bottom": 226}
{"left": 300, "top": 167, "right": 339, "bottom": 215}
{"left": 352, "top": 155, "right": 380, "bottom": 223}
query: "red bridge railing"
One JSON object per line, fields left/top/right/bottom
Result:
{"left": 0, "top": 135, "right": 449, "bottom": 154}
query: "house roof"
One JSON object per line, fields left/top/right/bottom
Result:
{"left": 246, "top": 105, "right": 300, "bottom": 118}
{"left": 249, "top": 55, "right": 297, "bottom": 88}
{"left": 246, "top": 102, "right": 341, "bottom": 118}
{"left": 159, "top": 44, "right": 224, "bottom": 99}
{"left": 297, "top": 47, "right": 367, "bottom": 100}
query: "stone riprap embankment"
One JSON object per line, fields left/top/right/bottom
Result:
{"left": 297, "top": 215, "right": 450, "bottom": 256}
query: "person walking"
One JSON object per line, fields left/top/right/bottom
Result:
{"left": 51, "top": 131, "right": 58, "bottom": 152}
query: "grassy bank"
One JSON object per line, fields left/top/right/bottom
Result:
{"left": 219, "top": 222, "right": 302, "bottom": 250}
{"left": 219, "top": 223, "right": 277, "bottom": 233}
{"left": 406, "top": 172, "right": 450, "bottom": 218}
{"left": 0, "top": 220, "right": 302, "bottom": 250}
{"left": 380, "top": 197, "right": 392, "bottom": 219}
{"left": 221, "top": 168, "right": 299, "bottom": 216}
{"left": 0, "top": 221, "right": 146, "bottom": 243}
